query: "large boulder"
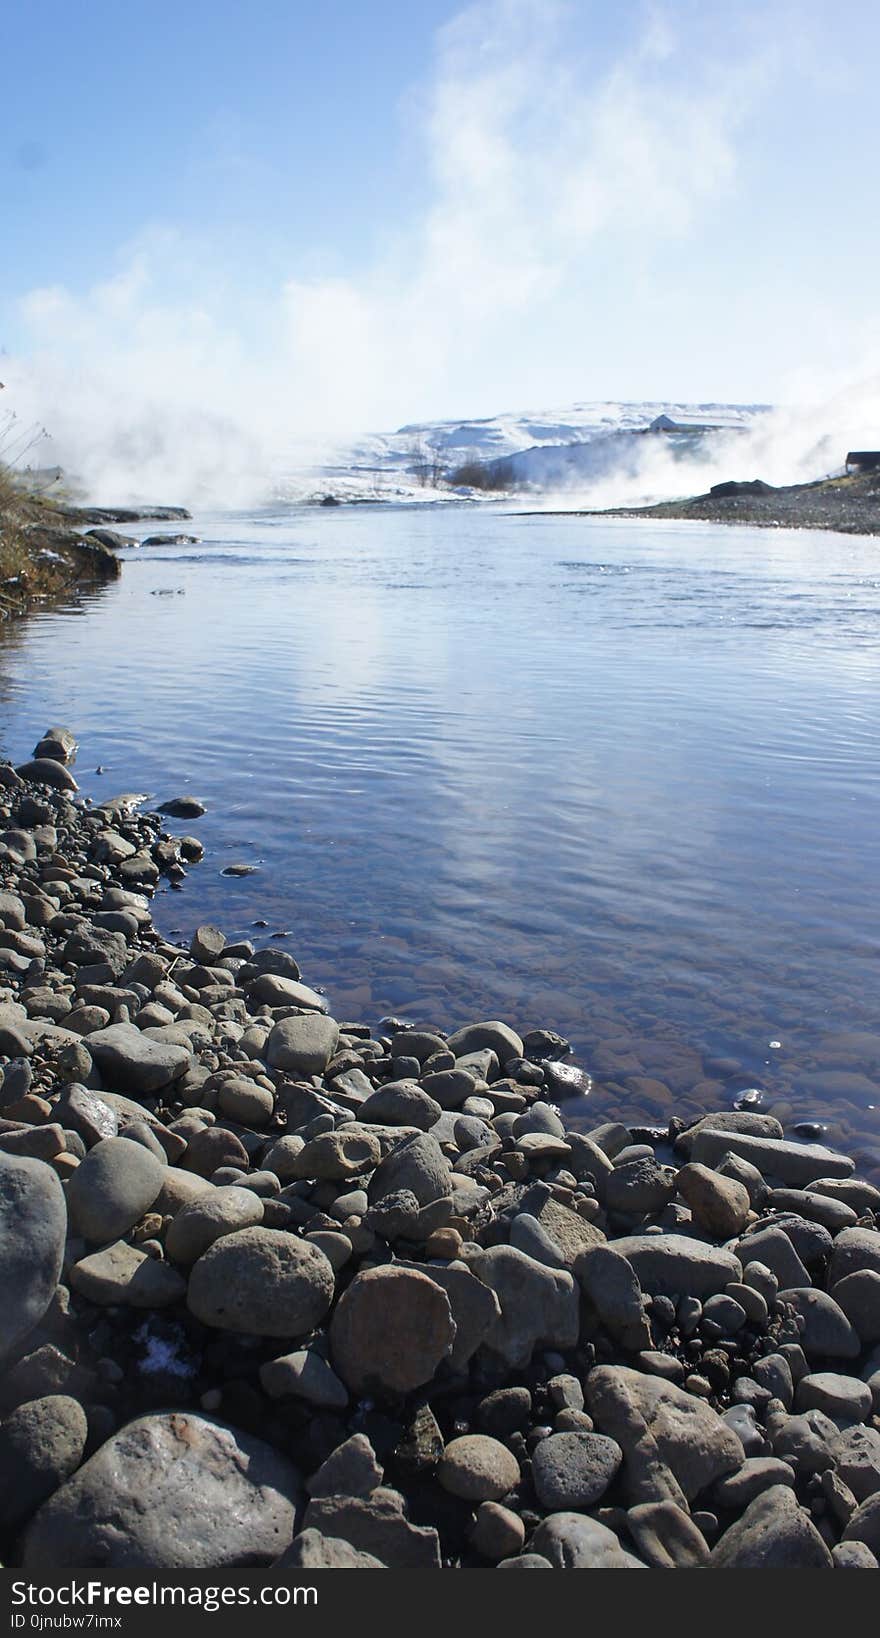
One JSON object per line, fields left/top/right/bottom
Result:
{"left": 187, "top": 1228, "right": 335, "bottom": 1337}
{"left": 87, "top": 1022, "right": 191, "bottom": 1094}
{"left": 575, "top": 1244, "right": 651, "bottom": 1351}
{"left": 265, "top": 1014, "right": 339, "bottom": 1076}
{"left": 446, "top": 1020, "right": 524, "bottom": 1064}
{"left": 299, "top": 1489, "right": 440, "bottom": 1568}
{"left": 468, "top": 1244, "right": 579, "bottom": 1368}
{"left": 828, "top": 1227, "right": 880, "bottom": 1288}
{"left": 778, "top": 1288, "right": 861, "bottom": 1359}
{"left": 531, "top": 1432, "right": 622, "bottom": 1511}
{"left": 64, "top": 1136, "right": 165, "bottom": 1243}
{"left": 23, "top": 1413, "right": 302, "bottom": 1568}
{"left": 165, "top": 1186, "right": 264, "bottom": 1264}
{"left": 15, "top": 758, "right": 78, "bottom": 792}
{"left": 529, "top": 1512, "right": 645, "bottom": 1569}
{"left": 0, "top": 1396, "right": 88, "bottom": 1529}
{"left": 686, "top": 1129, "right": 853, "bottom": 1186}
{"left": 329, "top": 1265, "right": 456, "bottom": 1396}
{"left": 0, "top": 1152, "right": 67, "bottom": 1366}
{"left": 710, "top": 1485, "right": 833, "bottom": 1568}
{"left": 609, "top": 1234, "right": 741, "bottom": 1297}
{"left": 585, "top": 1365, "right": 744, "bottom": 1504}
{"left": 367, "top": 1132, "right": 452, "bottom": 1208}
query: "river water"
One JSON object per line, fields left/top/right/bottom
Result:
{"left": 1, "top": 504, "right": 879, "bottom": 1171}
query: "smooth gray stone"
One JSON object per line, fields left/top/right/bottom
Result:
{"left": 23, "top": 1414, "right": 302, "bottom": 1568}
{"left": 0, "top": 1152, "right": 67, "bottom": 1366}
{"left": 709, "top": 1485, "right": 833, "bottom": 1568}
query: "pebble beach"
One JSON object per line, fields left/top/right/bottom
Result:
{"left": 1, "top": 729, "right": 879, "bottom": 1571}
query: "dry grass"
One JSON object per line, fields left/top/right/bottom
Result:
{"left": 0, "top": 464, "right": 119, "bottom": 615}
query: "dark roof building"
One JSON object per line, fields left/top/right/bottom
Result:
{"left": 845, "top": 451, "right": 880, "bottom": 472}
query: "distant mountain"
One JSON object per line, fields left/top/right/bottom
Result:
{"left": 277, "top": 399, "right": 772, "bottom": 504}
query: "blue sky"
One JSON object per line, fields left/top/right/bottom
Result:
{"left": 3, "top": 0, "right": 879, "bottom": 485}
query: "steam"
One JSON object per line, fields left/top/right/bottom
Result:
{"left": 1, "top": 1, "right": 867, "bottom": 504}
{"left": 527, "top": 376, "right": 880, "bottom": 512}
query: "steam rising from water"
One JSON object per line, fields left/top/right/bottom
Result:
{"left": 529, "top": 378, "right": 880, "bottom": 512}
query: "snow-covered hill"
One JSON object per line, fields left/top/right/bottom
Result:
{"left": 277, "top": 399, "right": 771, "bottom": 505}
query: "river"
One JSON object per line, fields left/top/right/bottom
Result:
{"left": 2, "top": 503, "right": 878, "bottom": 1172}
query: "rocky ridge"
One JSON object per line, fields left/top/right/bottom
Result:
{"left": 0, "top": 728, "right": 879, "bottom": 1569}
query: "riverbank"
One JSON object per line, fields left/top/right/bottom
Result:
{"left": 0, "top": 731, "right": 879, "bottom": 1570}
{"left": 580, "top": 469, "right": 880, "bottom": 536}
{"left": 0, "top": 470, "right": 192, "bottom": 618}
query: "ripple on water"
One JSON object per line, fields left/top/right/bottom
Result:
{"left": 1, "top": 505, "right": 879, "bottom": 1169}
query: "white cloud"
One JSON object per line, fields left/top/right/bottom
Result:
{"left": 6, "top": 0, "right": 785, "bottom": 500}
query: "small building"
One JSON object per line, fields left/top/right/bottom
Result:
{"left": 845, "top": 451, "right": 880, "bottom": 473}
{"left": 645, "top": 412, "right": 747, "bottom": 435}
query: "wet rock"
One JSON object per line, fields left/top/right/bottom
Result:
{"left": 16, "top": 759, "right": 78, "bottom": 793}
{"left": 23, "top": 1413, "right": 301, "bottom": 1568}
{"left": 158, "top": 796, "right": 207, "bottom": 818}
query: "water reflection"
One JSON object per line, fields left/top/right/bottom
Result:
{"left": 0, "top": 506, "right": 878, "bottom": 1174}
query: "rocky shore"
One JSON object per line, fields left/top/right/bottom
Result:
{"left": 582, "top": 468, "right": 880, "bottom": 536}
{"left": 0, "top": 474, "right": 193, "bottom": 620}
{"left": 1, "top": 731, "right": 879, "bottom": 1571}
